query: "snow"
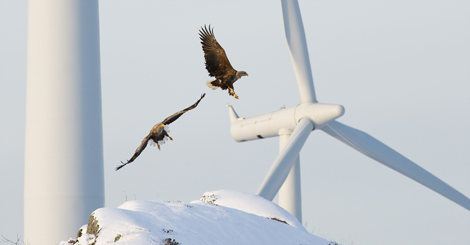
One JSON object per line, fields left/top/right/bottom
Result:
{"left": 193, "top": 190, "right": 305, "bottom": 230}
{"left": 60, "top": 190, "right": 333, "bottom": 245}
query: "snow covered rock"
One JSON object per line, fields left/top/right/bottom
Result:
{"left": 61, "top": 190, "right": 331, "bottom": 245}
{"left": 194, "top": 190, "right": 305, "bottom": 230}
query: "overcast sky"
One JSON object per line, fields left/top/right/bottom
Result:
{"left": 1, "top": 1, "right": 469, "bottom": 244}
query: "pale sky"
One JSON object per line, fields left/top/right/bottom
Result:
{"left": 1, "top": 1, "right": 469, "bottom": 244}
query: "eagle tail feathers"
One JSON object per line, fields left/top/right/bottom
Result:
{"left": 206, "top": 79, "right": 220, "bottom": 90}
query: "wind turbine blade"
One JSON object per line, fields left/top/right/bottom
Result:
{"left": 257, "top": 118, "right": 314, "bottom": 200}
{"left": 322, "top": 120, "right": 470, "bottom": 211}
{"left": 281, "top": 0, "right": 317, "bottom": 103}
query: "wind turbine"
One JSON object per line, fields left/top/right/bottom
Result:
{"left": 24, "top": 0, "right": 104, "bottom": 244}
{"left": 227, "top": 0, "right": 470, "bottom": 223}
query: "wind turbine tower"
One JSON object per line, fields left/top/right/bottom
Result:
{"left": 24, "top": 0, "right": 104, "bottom": 244}
{"left": 228, "top": 0, "right": 470, "bottom": 223}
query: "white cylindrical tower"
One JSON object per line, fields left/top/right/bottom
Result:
{"left": 277, "top": 129, "right": 302, "bottom": 223}
{"left": 24, "top": 0, "right": 104, "bottom": 244}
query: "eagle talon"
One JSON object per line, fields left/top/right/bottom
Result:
{"left": 157, "top": 144, "right": 161, "bottom": 150}
{"left": 228, "top": 88, "right": 238, "bottom": 99}
{"left": 169, "top": 136, "right": 173, "bottom": 141}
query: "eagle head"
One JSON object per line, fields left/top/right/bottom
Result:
{"left": 236, "top": 71, "right": 249, "bottom": 79}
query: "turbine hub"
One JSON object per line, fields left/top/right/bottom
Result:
{"left": 295, "top": 103, "right": 345, "bottom": 128}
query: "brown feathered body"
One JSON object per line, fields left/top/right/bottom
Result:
{"left": 116, "top": 94, "right": 206, "bottom": 170}
{"left": 199, "top": 25, "right": 248, "bottom": 99}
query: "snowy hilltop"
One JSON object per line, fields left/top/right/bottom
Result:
{"left": 60, "top": 190, "right": 334, "bottom": 245}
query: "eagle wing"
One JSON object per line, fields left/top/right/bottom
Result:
{"left": 117, "top": 134, "right": 151, "bottom": 170}
{"left": 199, "top": 25, "right": 235, "bottom": 77}
{"left": 162, "top": 93, "right": 206, "bottom": 125}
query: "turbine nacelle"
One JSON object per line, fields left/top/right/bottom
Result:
{"left": 228, "top": 103, "right": 345, "bottom": 142}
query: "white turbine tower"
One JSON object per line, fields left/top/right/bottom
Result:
{"left": 24, "top": 0, "right": 104, "bottom": 244}
{"left": 228, "top": 0, "right": 470, "bottom": 223}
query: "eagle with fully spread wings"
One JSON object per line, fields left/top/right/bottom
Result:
{"left": 199, "top": 25, "right": 248, "bottom": 99}
{"left": 116, "top": 94, "right": 206, "bottom": 170}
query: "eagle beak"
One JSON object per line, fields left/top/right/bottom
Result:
{"left": 245, "top": 73, "right": 249, "bottom": 76}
